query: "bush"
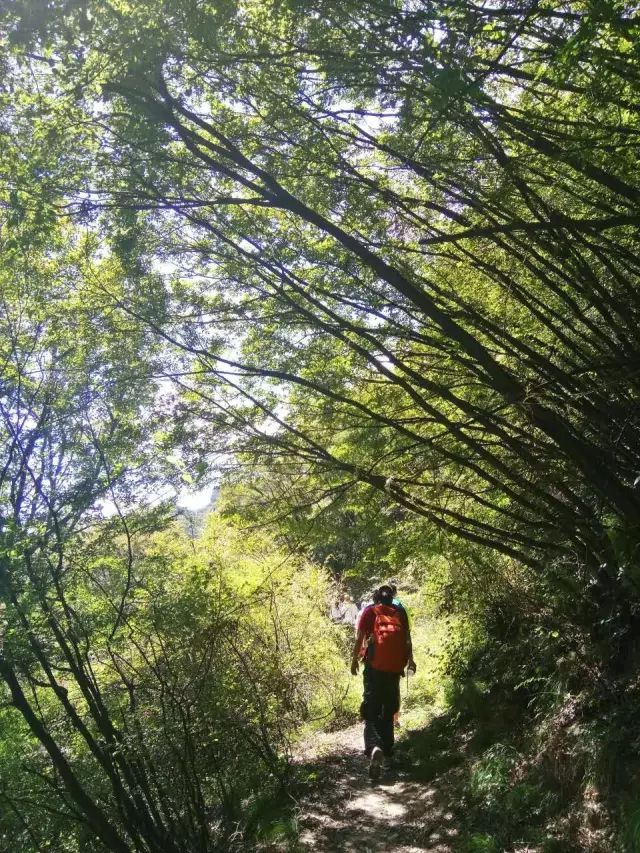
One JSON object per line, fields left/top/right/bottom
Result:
{"left": 464, "top": 833, "right": 499, "bottom": 853}
{"left": 0, "top": 512, "right": 352, "bottom": 851}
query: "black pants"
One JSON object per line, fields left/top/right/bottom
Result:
{"left": 360, "top": 666, "right": 401, "bottom": 757}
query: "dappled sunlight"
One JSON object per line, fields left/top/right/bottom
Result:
{"left": 293, "top": 723, "right": 464, "bottom": 852}
{"left": 1, "top": 0, "right": 639, "bottom": 850}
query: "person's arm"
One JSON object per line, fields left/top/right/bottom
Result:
{"left": 351, "top": 606, "right": 374, "bottom": 674}
{"left": 351, "top": 626, "right": 367, "bottom": 675}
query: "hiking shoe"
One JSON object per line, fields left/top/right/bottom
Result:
{"left": 368, "top": 747, "right": 383, "bottom": 780}
{"left": 383, "top": 756, "right": 395, "bottom": 771}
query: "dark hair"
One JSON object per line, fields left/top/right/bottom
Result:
{"left": 378, "top": 584, "right": 394, "bottom": 604}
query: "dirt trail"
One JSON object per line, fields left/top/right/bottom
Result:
{"left": 293, "top": 723, "right": 462, "bottom": 852}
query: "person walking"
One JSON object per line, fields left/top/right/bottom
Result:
{"left": 350, "top": 584, "right": 416, "bottom": 779}
{"left": 342, "top": 595, "right": 359, "bottom": 627}
{"left": 387, "top": 580, "right": 408, "bottom": 727}
{"left": 329, "top": 592, "right": 347, "bottom": 623}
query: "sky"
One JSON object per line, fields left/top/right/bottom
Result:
{"left": 97, "top": 483, "right": 215, "bottom": 518}
{"left": 177, "top": 484, "right": 215, "bottom": 510}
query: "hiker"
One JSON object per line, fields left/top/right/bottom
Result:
{"left": 388, "top": 579, "right": 404, "bottom": 610}
{"left": 387, "top": 580, "right": 408, "bottom": 728}
{"left": 342, "top": 595, "right": 359, "bottom": 627}
{"left": 354, "top": 592, "right": 371, "bottom": 633}
{"left": 329, "top": 593, "right": 347, "bottom": 623}
{"left": 350, "top": 584, "right": 416, "bottom": 779}
{"left": 354, "top": 587, "right": 380, "bottom": 634}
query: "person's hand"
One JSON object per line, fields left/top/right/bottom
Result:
{"left": 351, "top": 659, "right": 359, "bottom": 676}
{"left": 407, "top": 659, "right": 417, "bottom": 674}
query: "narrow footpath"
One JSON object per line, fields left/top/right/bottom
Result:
{"left": 292, "top": 722, "right": 464, "bottom": 852}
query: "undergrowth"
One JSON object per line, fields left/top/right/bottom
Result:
{"left": 417, "top": 616, "right": 640, "bottom": 852}
{"left": 252, "top": 568, "right": 640, "bottom": 852}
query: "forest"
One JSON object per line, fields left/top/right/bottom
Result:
{"left": 0, "top": 0, "right": 639, "bottom": 850}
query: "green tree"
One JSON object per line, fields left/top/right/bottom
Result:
{"left": 3, "top": 0, "right": 640, "bottom": 728}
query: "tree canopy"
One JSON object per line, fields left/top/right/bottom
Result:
{"left": 1, "top": 0, "right": 640, "bottom": 849}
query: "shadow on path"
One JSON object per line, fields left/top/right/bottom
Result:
{"left": 291, "top": 715, "right": 469, "bottom": 852}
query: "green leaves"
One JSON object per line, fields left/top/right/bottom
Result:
{"left": 4, "top": 2, "right": 637, "bottom": 558}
